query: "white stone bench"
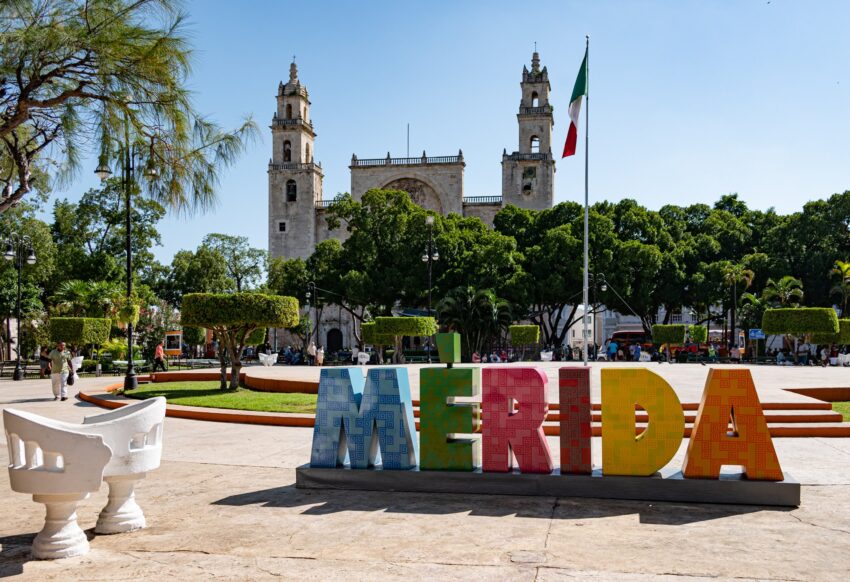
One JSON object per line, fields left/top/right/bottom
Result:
{"left": 4, "top": 410, "right": 111, "bottom": 559}
{"left": 80, "top": 397, "right": 166, "bottom": 534}
{"left": 258, "top": 352, "right": 277, "bottom": 367}
{"left": 4, "top": 397, "right": 166, "bottom": 558}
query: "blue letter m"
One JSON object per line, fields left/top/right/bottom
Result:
{"left": 310, "top": 367, "right": 418, "bottom": 469}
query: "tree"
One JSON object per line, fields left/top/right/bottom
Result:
{"left": 437, "top": 286, "right": 511, "bottom": 361}
{"left": 1, "top": 0, "right": 258, "bottom": 213}
{"left": 161, "top": 246, "right": 231, "bottom": 306}
{"left": 201, "top": 234, "right": 266, "bottom": 292}
{"left": 763, "top": 276, "right": 805, "bottom": 307}
{"left": 181, "top": 293, "right": 299, "bottom": 389}
{"left": 722, "top": 263, "right": 755, "bottom": 341}
{"left": 739, "top": 292, "right": 768, "bottom": 331}
{"left": 50, "top": 279, "right": 123, "bottom": 318}
{"left": 831, "top": 260, "right": 850, "bottom": 315}
{"left": 51, "top": 179, "right": 165, "bottom": 284}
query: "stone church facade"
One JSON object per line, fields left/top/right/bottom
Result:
{"left": 267, "top": 52, "right": 558, "bottom": 351}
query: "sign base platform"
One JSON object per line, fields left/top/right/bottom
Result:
{"left": 296, "top": 465, "right": 800, "bottom": 507}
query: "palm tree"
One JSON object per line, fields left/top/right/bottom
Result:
{"left": 51, "top": 280, "right": 92, "bottom": 316}
{"left": 722, "top": 264, "right": 755, "bottom": 346}
{"left": 831, "top": 260, "right": 850, "bottom": 315}
{"left": 437, "top": 286, "right": 511, "bottom": 361}
{"left": 51, "top": 280, "right": 123, "bottom": 317}
{"left": 763, "top": 276, "right": 804, "bottom": 307}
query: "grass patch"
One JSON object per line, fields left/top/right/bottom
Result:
{"left": 124, "top": 381, "right": 316, "bottom": 414}
{"left": 834, "top": 402, "right": 850, "bottom": 422}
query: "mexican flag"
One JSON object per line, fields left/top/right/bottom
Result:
{"left": 562, "top": 49, "right": 588, "bottom": 158}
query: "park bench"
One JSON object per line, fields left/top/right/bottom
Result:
{"left": 3, "top": 397, "right": 165, "bottom": 558}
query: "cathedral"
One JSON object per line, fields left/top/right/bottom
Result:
{"left": 267, "top": 52, "right": 558, "bottom": 351}
{"left": 268, "top": 51, "right": 557, "bottom": 262}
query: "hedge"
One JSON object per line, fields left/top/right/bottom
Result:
{"left": 651, "top": 324, "right": 687, "bottom": 345}
{"left": 811, "top": 319, "right": 850, "bottom": 345}
{"left": 49, "top": 317, "right": 111, "bottom": 345}
{"left": 181, "top": 293, "right": 300, "bottom": 329}
{"left": 509, "top": 325, "right": 540, "bottom": 346}
{"left": 361, "top": 322, "right": 395, "bottom": 346}
{"left": 373, "top": 316, "right": 437, "bottom": 337}
{"left": 688, "top": 325, "right": 708, "bottom": 344}
{"left": 762, "top": 308, "right": 839, "bottom": 335}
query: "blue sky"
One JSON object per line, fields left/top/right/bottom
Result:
{"left": 57, "top": 0, "right": 850, "bottom": 264}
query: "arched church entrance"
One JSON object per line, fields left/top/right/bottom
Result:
{"left": 326, "top": 328, "right": 343, "bottom": 354}
{"left": 383, "top": 178, "right": 444, "bottom": 213}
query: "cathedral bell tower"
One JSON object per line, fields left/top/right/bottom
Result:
{"left": 268, "top": 61, "right": 324, "bottom": 260}
{"left": 501, "top": 51, "right": 555, "bottom": 210}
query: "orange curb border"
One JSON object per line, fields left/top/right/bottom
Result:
{"left": 78, "top": 383, "right": 315, "bottom": 428}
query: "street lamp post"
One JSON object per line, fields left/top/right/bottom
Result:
{"left": 95, "top": 110, "right": 157, "bottom": 391}
{"left": 306, "top": 281, "right": 317, "bottom": 348}
{"left": 4, "top": 234, "right": 36, "bottom": 381}
{"left": 421, "top": 215, "right": 439, "bottom": 363}
{"left": 587, "top": 273, "right": 607, "bottom": 361}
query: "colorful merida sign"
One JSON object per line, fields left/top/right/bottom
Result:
{"left": 303, "top": 333, "right": 797, "bottom": 506}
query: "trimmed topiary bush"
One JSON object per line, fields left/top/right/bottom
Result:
{"left": 651, "top": 324, "right": 687, "bottom": 346}
{"left": 182, "top": 293, "right": 299, "bottom": 389}
{"left": 362, "top": 321, "right": 395, "bottom": 346}
{"left": 811, "top": 319, "right": 850, "bottom": 345}
{"left": 509, "top": 325, "right": 540, "bottom": 346}
{"left": 762, "top": 308, "right": 839, "bottom": 336}
{"left": 373, "top": 316, "right": 438, "bottom": 364}
{"left": 688, "top": 325, "right": 708, "bottom": 344}
{"left": 49, "top": 317, "right": 111, "bottom": 346}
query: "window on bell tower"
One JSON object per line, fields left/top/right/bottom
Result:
{"left": 530, "top": 136, "right": 540, "bottom": 154}
{"left": 284, "top": 141, "right": 291, "bottom": 162}
{"left": 531, "top": 91, "right": 539, "bottom": 107}
{"left": 286, "top": 103, "right": 292, "bottom": 119}
{"left": 306, "top": 144, "right": 311, "bottom": 162}
{"left": 286, "top": 180, "right": 297, "bottom": 202}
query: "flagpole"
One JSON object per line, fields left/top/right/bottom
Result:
{"left": 582, "top": 35, "right": 590, "bottom": 366}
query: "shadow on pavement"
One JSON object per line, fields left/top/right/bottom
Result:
{"left": 0, "top": 533, "right": 34, "bottom": 578}
{"left": 4, "top": 398, "right": 56, "bottom": 404}
{"left": 213, "top": 483, "right": 787, "bottom": 526}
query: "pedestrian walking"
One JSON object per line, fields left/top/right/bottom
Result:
{"left": 307, "top": 341, "right": 317, "bottom": 366}
{"left": 153, "top": 341, "right": 168, "bottom": 372}
{"left": 39, "top": 347, "right": 51, "bottom": 379}
{"left": 48, "top": 341, "right": 72, "bottom": 401}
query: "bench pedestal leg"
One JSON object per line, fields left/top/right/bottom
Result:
{"left": 95, "top": 473, "right": 147, "bottom": 534}
{"left": 31, "top": 493, "right": 90, "bottom": 559}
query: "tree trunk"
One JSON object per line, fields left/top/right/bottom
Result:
{"left": 218, "top": 353, "right": 228, "bottom": 390}
{"left": 230, "top": 359, "right": 241, "bottom": 390}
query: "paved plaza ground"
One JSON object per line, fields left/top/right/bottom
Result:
{"left": 2, "top": 365, "right": 850, "bottom": 580}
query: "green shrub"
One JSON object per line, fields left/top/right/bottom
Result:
{"left": 181, "top": 293, "right": 299, "bottom": 389}
{"left": 49, "top": 317, "right": 111, "bottom": 345}
{"left": 373, "top": 316, "right": 437, "bottom": 337}
{"left": 81, "top": 359, "right": 97, "bottom": 372}
{"left": 762, "top": 308, "right": 839, "bottom": 335}
{"left": 688, "top": 325, "right": 708, "bottom": 343}
{"left": 362, "top": 321, "right": 395, "bottom": 346}
{"left": 509, "top": 325, "right": 540, "bottom": 346}
{"left": 811, "top": 319, "right": 850, "bottom": 345}
{"left": 651, "top": 324, "right": 687, "bottom": 345}
{"left": 181, "top": 293, "right": 299, "bottom": 329}
{"left": 100, "top": 338, "right": 128, "bottom": 359}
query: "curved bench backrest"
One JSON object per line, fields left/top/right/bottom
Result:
{"left": 4, "top": 409, "right": 112, "bottom": 495}
{"left": 81, "top": 397, "right": 166, "bottom": 477}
